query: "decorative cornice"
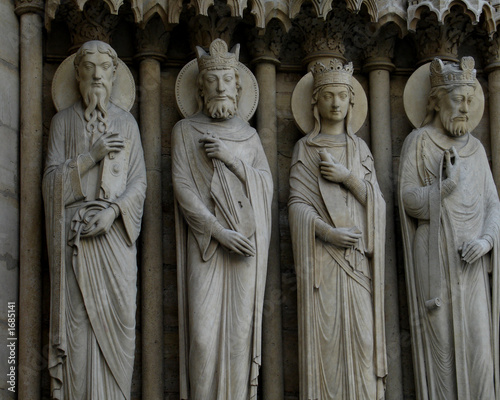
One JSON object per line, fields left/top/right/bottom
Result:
{"left": 407, "top": 0, "right": 498, "bottom": 37}
{"left": 15, "top": 0, "right": 44, "bottom": 17}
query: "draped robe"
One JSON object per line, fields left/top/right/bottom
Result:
{"left": 398, "top": 127, "right": 500, "bottom": 400}
{"left": 289, "top": 133, "right": 387, "bottom": 400}
{"left": 43, "top": 102, "right": 146, "bottom": 400}
{"left": 172, "top": 112, "right": 273, "bottom": 400}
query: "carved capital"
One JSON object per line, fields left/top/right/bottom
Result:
{"left": 295, "top": 2, "right": 369, "bottom": 66}
{"left": 135, "top": 18, "right": 169, "bottom": 63}
{"left": 59, "top": 0, "right": 120, "bottom": 52}
{"left": 188, "top": 2, "right": 238, "bottom": 50}
{"left": 363, "top": 24, "right": 398, "bottom": 62}
{"left": 482, "top": 32, "right": 500, "bottom": 71}
{"left": 414, "top": 7, "right": 473, "bottom": 63}
{"left": 15, "top": 0, "right": 44, "bottom": 17}
{"left": 247, "top": 21, "right": 283, "bottom": 65}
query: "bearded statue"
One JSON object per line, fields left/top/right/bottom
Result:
{"left": 43, "top": 40, "right": 146, "bottom": 399}
{"left": 172, "top": 38, "right": 273, "bottom": 399}
{"left": 399, "top": 56, "right": 500, "bottom": 399}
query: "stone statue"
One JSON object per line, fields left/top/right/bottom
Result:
{"left": 43, "top": 41, "right": 146, "bottom": 399}
{"left": 289, "top": 59, "right": 387, "bottom": 400}
{"left": 399, "top": 56, "right": 500, "bottom": 399}
{"left": 172, "top": 39, "right": 273, "bottom": 399}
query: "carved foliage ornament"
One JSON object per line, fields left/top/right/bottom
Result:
{"left": 414, "top": 6, "right": 473, "bottom": 61}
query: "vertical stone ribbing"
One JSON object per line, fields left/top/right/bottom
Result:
{"left": 136, "top": 21, "right": 167, "bottom": 398}
{"left": 254, "top": 57, "right": 285, "bottom": 400}
{"left": 15, "top": 1, "right": 44, "bottom": 398}
{"left": 364, "top": 56, "right": 404, "bottom": 400}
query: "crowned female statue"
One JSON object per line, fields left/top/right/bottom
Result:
{"left": 289, "top": 59, "right": 387, "bottom": 400}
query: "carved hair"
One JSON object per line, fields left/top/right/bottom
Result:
{"left": 74, "top": 40, "right": 118, "bottom": 71}
{"left": 421, "top": 83, "right": 476, "bottom": 127}
{"left": 307, "top": 83, "right": 355, "bottom": 144}
{"left": 195, "top": 67, "right": 242, "bottom": 113}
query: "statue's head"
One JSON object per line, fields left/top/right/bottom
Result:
{"left": 423, "top": 57, "right": 477, "bottom": 137}
{"left": 195, "top": 39, "right": 241, "bottom": 120}
{"left": 309, "top": 60, "right": 355, "bottom": 137}
{"left": 74, "top": 41, "right": 118, "bottom": 114}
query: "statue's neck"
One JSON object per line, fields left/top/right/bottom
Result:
{"left": 320, "top": 119, "right": 345, "bottom": 136}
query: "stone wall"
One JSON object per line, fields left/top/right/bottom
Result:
{"left": 0, "top": 0, "right": 19, "bottom": 398}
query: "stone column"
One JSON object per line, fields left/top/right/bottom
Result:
{"left": 364, "top": 54, "right": 404, "bottom": 400}
{"left": 487, "top": 62, "right": 500, "bottom": 192}
{"left": 136, "top": 20, "right": 168, "bottom": 400}
{"left": 485, "top": 34, "right": 500, "bottom": 192}
{"left": 253, "top": 53, "right": 285, "bottom": 400}
{"left": 15, "top": 0, "right": 44, "bottom": 398}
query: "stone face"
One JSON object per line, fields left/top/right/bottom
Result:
{"left": 289, "top": 60, "right": 387, "bottom": 399}
{"left": 173, "top": 39, "right": 273, "bottom": 399}
{"left": 43, "top": 41, "right": 146, "bottom": 399}
{"left": 399, "top": 57, "right": 500, "bottom": 399}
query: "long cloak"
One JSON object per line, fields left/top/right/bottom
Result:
{"left": 172, "top": 113, "right": 273, "bottom": 400}
{"left": 289, "top": 133, "right": 387, "bottom": 400}
{"left": 43, "top": 102, "right": 146, "bottom": 400}
{"left": 398, "top": 127, "right": 500, "bottom": 400}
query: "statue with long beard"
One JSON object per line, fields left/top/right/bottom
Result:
{"left": 43, "top": 41, "right": 146, "bottom": 399}
{"left": 399, "top": 57, "right": 500, "bottom": 399}
{"left": 172, "top": 39, "right": 273, "bottom": 400}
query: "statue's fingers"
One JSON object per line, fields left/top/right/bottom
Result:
{"left": 461, "top": 241, "right": 475, "bottom": 258}
{"left": 468, "top": 247, "right": 482, "bottom": 263}
{"left": 199, "top": 136, "right": 216, "bottom": 143}
{"left": 236, "top": 236, "right": 255, "bottom": 252}
{"left": 444, "top": 150, "right": 452, "bottom": 169}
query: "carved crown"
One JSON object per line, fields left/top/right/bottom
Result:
{"left": 429, "top": 57, "right": 476, "bottom": 88}
{"left": 311, "top": 59, "right": 354, "bottom": 89}
{"left": 195, "top": 39, "right": 240, "bottom": 72}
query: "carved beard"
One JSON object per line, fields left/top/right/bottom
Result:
{"left": 82, "top": 86, "right": 109, "bottom": 134}
{"left": 205, "top": 96, "right": 237, "bottom": 120}
{"left": 441, "top": 115, "right": 470, "bottom": 137}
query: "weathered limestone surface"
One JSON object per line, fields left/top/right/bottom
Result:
{"left": 400, "top": 57, "right": 499, "bottom": 399}
{"left": 10, "top": 1, "right": 500, "bottom": 399}
{"left": 0, "top": 1, "right": 19, "bottom": 398}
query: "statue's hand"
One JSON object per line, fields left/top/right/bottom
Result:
{"left": 324, "top": 226, "right": 362, "bottom": 248}
{"left": 459, "top": 238, "right": 492, "bottom": 264}
{"left": 444, "top": 146, "right": 461, "bottom": 184}
{"left": 89, "top": 132, "right": 125, "bottom": 163}
{"left": 81, "top": 207, "right": 116, "bottom": 237}
{"left": 319, "top": 151, "right": 351, "bottom": 183}
{"left": 216, "top": 228, "right": 255, "bottom": 257}
{"left": 199, "top": 134, "right": 234, "bottom": 166}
